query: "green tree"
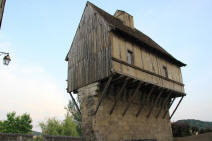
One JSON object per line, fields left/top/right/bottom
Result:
{"left": 40, "top": 96, "right": 81, "bottom": 137}
{"left": 40, "top": 118, "right": 63, "bottom": 135}
{"left": 0, "top": 112, "right": 32, "bottom": 133}
{"left": 62, "top": 115, "right": 79, "bottom": 136}
{"left": 39, "top": 115, "right": 79, "bottom": 137}
{"left": 66, "top": 97, "right": 81, "bottom": 136}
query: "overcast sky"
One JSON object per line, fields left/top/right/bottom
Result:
{"left": 0, "top": 0, "right": 212, "bottom": 131}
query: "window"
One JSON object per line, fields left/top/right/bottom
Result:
{"left": 163, "top": 66, "right": 168, "bottom": 78}
{"left": 127, "top": 50, "right": 133, "bottom": 64}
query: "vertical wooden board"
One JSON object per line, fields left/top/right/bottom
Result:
{"left": 178, "top": 68, "right": 183, "bottom": 83}
{"left": 166, "top": 62, "right": 173, "bottom": 80}
{"left": 92, "top": 31, "right": 97, "bottom": 54}
{"left": 135, "top": 69, "right": 145, "bottom": 81}
{"left": 173, "top": 65, "right": 178, "bottom": 82}
{"left": 156, "top": 56, "right": 163, "bottom": 76}
{"left": 158, "top": 57, "right": 167, "bottom": 88}
{"left": 112, "top": 61, "right": 121, "bottom": 72}
{"left": 112, "top": 35, "right": 120, "bottom": 59}
{"left": 165, "top": 62, "right": 174, "bottom": 89}
{"left": 133, "top": 45, "right": 142, "bottom": 68}
{"left": 144, "top": 72, "right": 151, "bottom": 84}
{"left": 131, "top": 43, "right": 137, "bottom": 77}
{"left": 170, "top": 62, "right": 176, "bottom": 82}
{"left": 174, "top": 65, "right": 181, "bottom": 82}
{"left": 139, "top": 45, "right": 145, "bottom": 69}
{"left": 119, "top": 37, "right": 127, "bottom": 62}
{"left": 162, "top": 79, "right": 168, "bottom": 89}
{"left": 152, "top": 75, "right": 159, "bottom": 85}
{"left": 151, "top": 54, "right": 159, "bottom": 74}
{"left": 110, "top": 33, "right": 114, "bottom": 57}
{"left": 128, "top": 66, "right": 136, "bottom": 77}
{"left": 169, "top": 81, "right": 174, "bottom": 91}
{"left": 122, "top": 64, "right": 129, "bottom": 75}
{"left": 148, "top": 52, "right": 154, "bottom": 73}
{"left": 126, "top": 40, "right": 133, "bottom": 51}
{"left": 174, "top": 83, "right": 181, "bottom": 92}
{"left": 141, "top": 49, "right": 150, "bottom": 71}
{"left": 146, "top": 51, "right": 153, "bottom": 72}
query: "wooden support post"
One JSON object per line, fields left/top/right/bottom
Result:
{"left": 93, "top": 76, "right": 113, "bottom": 115}
{"left": 136, "top": 85, "right": 155, "bottom": 117}
{"left": 122, "top": 82, "right": 142, "bottom": 116}
{"left": 109, "top": 77, "right": 129, "bottom": 115}
{"left": 135, "top": 89, "right": 145, "bottom": 117}
{"left": 170, "top": 96, "right": 184, "bottom": 119}
{"left": 69, "top": 92, "right": 81, "bottom": 115}
{"left": 162, "top": 97, "right": 176, "bottom": 119}
{"left": 146, "top": 86, "right": 156, "bottom": 104}
{"left": 146, "top": 89, "right": 164, "bottom": 118}
{"left": 155, "top": 91, "right": 172, "bottom": 119}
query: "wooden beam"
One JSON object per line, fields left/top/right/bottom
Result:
{"left": 170, "top": 96, "right": 184, "bottom": 119}
{"left": 122, "top": 82, "right": 142, "bottom": 116}
{"left": 112, "top": 57, "right": 184, "bottom": 87}
{"left": 93, "top": 76, "right": 113, "bottom": 115}
{"left": 146, "top": 89, "right": 164, "bottom": 118}
{"left": 146, "top": 86, "right": 156, "bottom": 105}
{"left": 162, "top": 97, "right": 176, "bottom": 119}
{"left": 109, "top": 77, "right": 129, "bottom": 115}
{"left": 136, "top": 85, "right": 155, "bottom": 117}
{"left": 155, "top": 91, "right": 172, "bottom": 118}
{"left": 69, "top": 92, "right": 81, "bottom": 115}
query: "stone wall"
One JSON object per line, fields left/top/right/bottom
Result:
{"left": 78, "top": 82, "right": 173, "bottom": 141}
{"left": 43, "top": 135, "right": 82, "bottom": 141}
{"left": 0, "top": 133, "right": 82, "bottom": 141}
{"left": 0, "top": 133, "right": 33, "bottom": 141}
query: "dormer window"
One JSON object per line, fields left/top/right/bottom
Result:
{"left": 127, "top": 50, "right": 133, "bottom": 65}
{"left": 163, "top": 66, "right": 168, "bottom": 78}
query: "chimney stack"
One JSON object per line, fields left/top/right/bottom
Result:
{"left": 114, "top": 10, "right": 134, "bottom": 29}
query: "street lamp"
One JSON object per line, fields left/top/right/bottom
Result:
{"left": 0, "top": 51, "right": 11, "bottom": 65}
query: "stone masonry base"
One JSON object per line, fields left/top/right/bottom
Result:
{"left": 78, "top": 82, "right": 173, "bottom": 141}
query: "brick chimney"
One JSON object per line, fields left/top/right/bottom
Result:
{"left": 114, "top": 10, "right": 134, "bottom": 29}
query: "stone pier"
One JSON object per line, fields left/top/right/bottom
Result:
{"left": 78, "top": 82, "right": 173, "bottom": 141}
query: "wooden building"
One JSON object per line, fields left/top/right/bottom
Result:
{"left": 0, "top": 0, "right": 6, "bottom": 29}
{"left": 66, "top": 2, "right": 186, "bottom": 141}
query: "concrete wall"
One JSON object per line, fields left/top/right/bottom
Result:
{"left": 0, "top": 133, "right": 82, "bottom": 141}
{"left": 78, "top": 82, "right": 173, "bottom": 141}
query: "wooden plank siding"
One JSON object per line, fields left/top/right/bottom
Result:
{"left": 67, "top": 5, "right": 112, "bottom": 92}
{"left": 110, "top": 32, "right": 184, "bottom": 93}
{"left": 67, "top": 3, "right": 185, "bottom": 94}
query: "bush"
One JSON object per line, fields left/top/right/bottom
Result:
{"left": 0, "top": 112, "right": 32, "bottom": 134}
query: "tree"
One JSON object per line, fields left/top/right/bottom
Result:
{"left": 66, "top": 97, "right": 81, "bottom": 136}
{"left": 172, "top": 122, "right": 191, "bottom": 137}
{"left": 39, "top": 118, "right": 63, "bottom": 135}
{"left": 39, "top": 96, "right": 82, "bottom": 137}
{"left": 62, "top": 115, "right": 79, "bottom": 136}
{"left": 39, "top": 115, "right": 79, "bottom": 137}
{"left": 0, "top": 112, "right": 32, "bottom": 133}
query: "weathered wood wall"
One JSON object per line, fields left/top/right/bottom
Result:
{"left": 67, "top": 4, "right": 111, "bottom": 92}
{"left": 111, "top": 32, "right": 184, "bottom": 93}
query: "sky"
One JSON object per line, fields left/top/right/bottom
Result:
{"left": 0, "top": 0, "right": 212, "bottom": 131}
